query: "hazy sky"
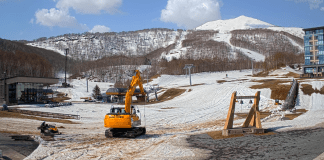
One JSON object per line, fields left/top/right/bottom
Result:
{"left": 1, "top": 0, "right": 324, "bottom": 41}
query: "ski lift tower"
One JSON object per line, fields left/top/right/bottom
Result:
{"left": 183, "top": 64, "right": 195, "bottom": 86}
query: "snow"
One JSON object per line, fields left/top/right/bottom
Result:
{"left": 2, "top": 68, "right": 322, "bottom": 159}
{"left": 196, "top": 15, "right": 274, "bottom": 33}
{"left": 196, "top": 15, "right": 304, "bottom": 39}
{"left": 213, "top": 32, "right": 265, "bottom": 61}
{"left": 268, "top": 27, "right": 304, "bottom": 39}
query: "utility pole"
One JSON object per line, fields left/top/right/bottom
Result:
{"left": 65, "top": 48, "right": 69, "bottom": 87}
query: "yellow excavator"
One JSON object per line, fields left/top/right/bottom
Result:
{"left": 104, "top": 70, "right": 146, "bottom": 138}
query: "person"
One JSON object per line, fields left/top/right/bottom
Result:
{"left": 2, "top": 104, "right": 8, "bottom": 111}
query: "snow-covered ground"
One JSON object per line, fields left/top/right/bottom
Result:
{"left": 2, "top": 67, "right": 324, "bottom": 159}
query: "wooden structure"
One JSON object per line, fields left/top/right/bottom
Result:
{"left": 222, "top": 91, "right": 264, "bottom": 136}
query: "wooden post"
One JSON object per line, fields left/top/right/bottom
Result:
{"left": 224, "top": 92, "right": 236, "bottom": 129}
{"left": 242, "top": 91, "right": 260, "bottom": 128}
{"left": 242, "top": 104, "right": 255, "bottom": 128}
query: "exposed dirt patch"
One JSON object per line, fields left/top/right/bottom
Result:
{"left": 250, "top": 79, "right": 291, "bottom": 100}
{"left": 207, "top": 130, "right": 244, "bottom": 139}
{"left": 181, "top": 83, "right": 205, "bottom": 87}
{"left": 284, "top": 72, "right": 300, "bottom": 78}
{"left": 235, "top": 112, "right": 271, "bottom": 119}
{"left": 0, "top": 111, "right": 79, "bottom": 124}
{"left": 135, "top": 88, "right": 186, "bottom": 105}
{"left": 148, "top": 74, "right": 161, "bottom": 82}
{"left": 300, "top": 84, "right": 324, "bottom": 96}
{"left": 158, "top": 88, "right": 186, "bottom": 101}
{"left": 207, "top": 130, "right": 277, "bottom": 140}
{"left": 160, "top": 107, "right": 176, "bottom": 109}
{"left": 217, "top": 80, "right": 227, "bottom": 84}
{"left": 284, "top": 109, "right": 308, "bottom": 120}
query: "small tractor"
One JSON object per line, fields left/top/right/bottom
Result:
{"left": 37, "top": 121, "right": 60, "bottom": 139}
{"left": 275, "top": 99, "right": 281, "bottom": 105}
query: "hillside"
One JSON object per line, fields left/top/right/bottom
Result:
{"left": 27, "top": 15, "right": 304, "bottom": 63}
{"left": 0, "top": 38, "right": 67, "bottom": 75}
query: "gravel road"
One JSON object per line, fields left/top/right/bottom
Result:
{"left": 187, "top": 128, "right": 324, "bottom": 160}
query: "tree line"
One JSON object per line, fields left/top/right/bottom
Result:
{"left": 0, "top": 50, "right": 53, "bottom": 78}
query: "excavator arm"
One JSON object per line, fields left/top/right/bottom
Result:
{"left": 125, "top": 70, "right": 145, "bottom": 113}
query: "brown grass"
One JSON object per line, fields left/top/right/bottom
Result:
{"left": 0, "top": 111, "right": 79, "bottom": 124}
{"left": 252, "top": 71, "right": 270, "bottom": 77}
{"left": 250, "top": 79, "right": 291, "bottom": 100}
{"left": 301, "top": 84, "right": 324, "bottom": 96}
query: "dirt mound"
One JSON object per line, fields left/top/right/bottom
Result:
{"left": 157, "top": 88, "right": 186, "bottom": 102}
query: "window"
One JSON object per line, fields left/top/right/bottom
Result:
{"left": 316, "top": 29, "right": 323, "bottom": 34}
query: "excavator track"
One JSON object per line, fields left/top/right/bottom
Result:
{"left": 105, "top": 127, "right": 146, "bottom": 138}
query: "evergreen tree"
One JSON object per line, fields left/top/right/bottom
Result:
{"left": 92, "top": 85, "right": 101, "bottom": 99}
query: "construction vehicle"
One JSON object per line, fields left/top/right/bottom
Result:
{"left": 37, "top": 121, "right": 59, "bottom": 136}
{"left": 275, "top": 99, "right": 281, "bottom": 105}
{"left": 104, "top": 70, "right": 146, "bottom": 138}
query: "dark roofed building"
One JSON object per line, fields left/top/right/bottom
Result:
{"left": 0, "top": 77, "right": 59, "bottom": 105}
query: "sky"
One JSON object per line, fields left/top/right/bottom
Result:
{"left": 1, "top": 0, "right": 324, "bottom": 41}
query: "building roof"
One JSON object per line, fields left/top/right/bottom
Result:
{"left": 303, "top": 26, "right": 324, "bottom": 31}
{"left": 106, "top": 88, "right": 143, "bottom": 96}
{"left": 0, "top": 76, "right": 59, "bottom": 85}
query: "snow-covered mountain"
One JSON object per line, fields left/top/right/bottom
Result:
{"left": 196, "top": 15, "right": 274, "bottom": 33}
{"left": 28, "top": 15, "right": 305, "bottom": 62}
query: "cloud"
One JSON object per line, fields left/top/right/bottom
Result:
{"left": 321, "top": 7, "right": 324, "bottom": 10}
{"left": 89, "top": 25, "right": 111, "bottom": 33}
{"left": 290, "top": 0, "right": 323, "bottom": 9}
{"left": 56, "top": 0, "right": 122, "bottom": 14}
{"left": 35, "top": 8, "right": 87, "bottom": 29}
{"left": 160, "top": 0, "right": 222, "bottom": 29}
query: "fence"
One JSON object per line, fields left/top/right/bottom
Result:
{"left": 282, "top": 79, "right": 299, "bottom": 110}
{"left": 8, "top": 108, "right": 80, "bottom": 120}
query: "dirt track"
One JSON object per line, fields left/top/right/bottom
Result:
{"left": 187, "top": 128, "right": 324, "bottom": 159}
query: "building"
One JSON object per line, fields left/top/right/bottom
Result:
{"left": 302, "top": 26, "right": 324, "bottom": 77}
{"left": 0, "top": 77, "right": 59, "bottom": 105}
